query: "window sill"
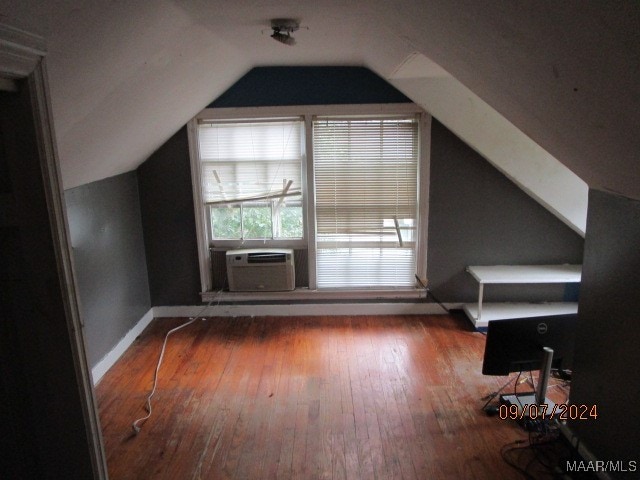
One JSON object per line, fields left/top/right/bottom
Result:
{"left": 201, "top": 287, "right": 425, "bottom": 303}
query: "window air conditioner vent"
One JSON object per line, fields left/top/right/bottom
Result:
{"left": 226, "top": 248, "right": 295, "bottom": 292}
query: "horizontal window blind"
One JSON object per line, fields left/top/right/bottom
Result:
{"left": 316, "top": 248, "right": 416, "bottom": 288}
{"left": 313, "top": 116, "right": 419, "bottom": 288}
{"left": 198, "top": 119, "right": 303, "bottom": 205}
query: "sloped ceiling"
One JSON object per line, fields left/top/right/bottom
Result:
{"left": 2, "top": 1, "right": 639, "bottom": 208}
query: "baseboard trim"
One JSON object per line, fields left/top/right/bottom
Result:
{"left": 153, "top": 302, "right": 455, "bottom": 318}
{"left": 91, "top": 308, "right": 154, "bottom": 385}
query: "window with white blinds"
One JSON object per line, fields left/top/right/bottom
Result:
{"left": 198, "top": 119, "right": 304, "bottom": 240}
{"left": 313, "top": 116, "right": 419, "bottom": 288}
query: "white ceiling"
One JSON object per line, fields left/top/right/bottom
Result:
{"left": 1, "top": 1, "right": 639, "bottom": 205}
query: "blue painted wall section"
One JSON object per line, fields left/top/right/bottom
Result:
{"left": 137, "top": 128, "right": 202, "bottom": 306}
{"left": 210, "top": 66, "right": 411, "bottom": 107}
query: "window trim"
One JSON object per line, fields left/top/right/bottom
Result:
{"left": 198, "top": 117, "right": 306, "bottom": 244}
{"left": 189, "top": 103, "right": 430, "bottom": 294}
{"left": 313, "top": 115, "right": 421, "bottom": 288}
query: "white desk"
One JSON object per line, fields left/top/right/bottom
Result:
{"left": 463, "top": 264, "right": 582, "bottom": 329}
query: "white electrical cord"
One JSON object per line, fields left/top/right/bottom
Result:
{"left": 132, "top": 299, "right": 216, "bottom": 434}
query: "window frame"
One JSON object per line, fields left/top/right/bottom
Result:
{"left": 198, "top": 117, "right": 306, "bottom": 244}
{"left": 313, "top": 114, "right": 421, "bottom": 288}
{"left": 189, "top": 104, "right": 430, "bottom": 294}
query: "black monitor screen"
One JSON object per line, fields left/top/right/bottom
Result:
{"left": 482, "top": 314, "right": 577, "bottom": 376}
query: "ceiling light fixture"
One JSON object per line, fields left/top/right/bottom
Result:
{"left": 270, "top": 18, "right": 300, "bottom": 46}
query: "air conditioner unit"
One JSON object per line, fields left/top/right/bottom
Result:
{"left": 226, "top": 248, "right": 295, "bottom": 292}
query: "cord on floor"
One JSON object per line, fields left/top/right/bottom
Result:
{"left": 131, "top": 295, "right": 221, "bottom": 434}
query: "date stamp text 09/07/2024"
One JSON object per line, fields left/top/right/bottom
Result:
{"left": 499, "top": 403, "right": 598, "bottom": 421}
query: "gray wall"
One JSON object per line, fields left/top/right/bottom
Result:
{"left": 138, "top": 68, "right": 584, "bottom": 306}
{"left": 427, "top": 120, "right": 584, "bottom": 302}
{"left": 65, "top": 171, "right": 151, "bottom": 367}
{"left": 569, "top": 189, "right": 640, "bottom": 467}
{"left": 137, "top": 128, "right": 202, "bottom": 306}
{"left": 138, "top": 67, "right": 411, "bottom": 305}
{"left": 138, "top": 118, "right": 584, "bottom": 306}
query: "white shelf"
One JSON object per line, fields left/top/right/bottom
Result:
{"left": 466, "top": 264, "right": 581, "bottom": 284}
{"left": 463, "top": 302, "right": 579, "bottom": 329}
{"left": 463, "top": 264, "right": 582, "bottom": 329}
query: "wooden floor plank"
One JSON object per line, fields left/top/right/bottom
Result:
{"left": 97, "top": 314, "right": 568, "bottom": 479}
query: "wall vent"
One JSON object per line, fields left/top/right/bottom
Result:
{"left": 226, "top": 248, "right": 295, "bottom": 292}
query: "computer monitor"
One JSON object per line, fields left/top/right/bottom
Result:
{"left": 482, "top": 314, "right": 577, "bottom": 410}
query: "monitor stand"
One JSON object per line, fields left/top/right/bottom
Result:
{"left": 500, "top": 347, "right": 556, "bottom": 419}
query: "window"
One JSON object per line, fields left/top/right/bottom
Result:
{"left": 313, "top": 116, "right": 419, "bottom": 287}
{"left": 190, "top": 105, "right": 428, "bottom": 295}
{"left": 197, "top": 118, "right": 304, "bottom": 242}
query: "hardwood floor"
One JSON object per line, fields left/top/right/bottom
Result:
{"left": 96, "top": 314, "right": 568, "bottom": 479}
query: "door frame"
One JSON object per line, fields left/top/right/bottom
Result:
{"left": 0, "top": 23, "right": 108, "bottom": 479}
